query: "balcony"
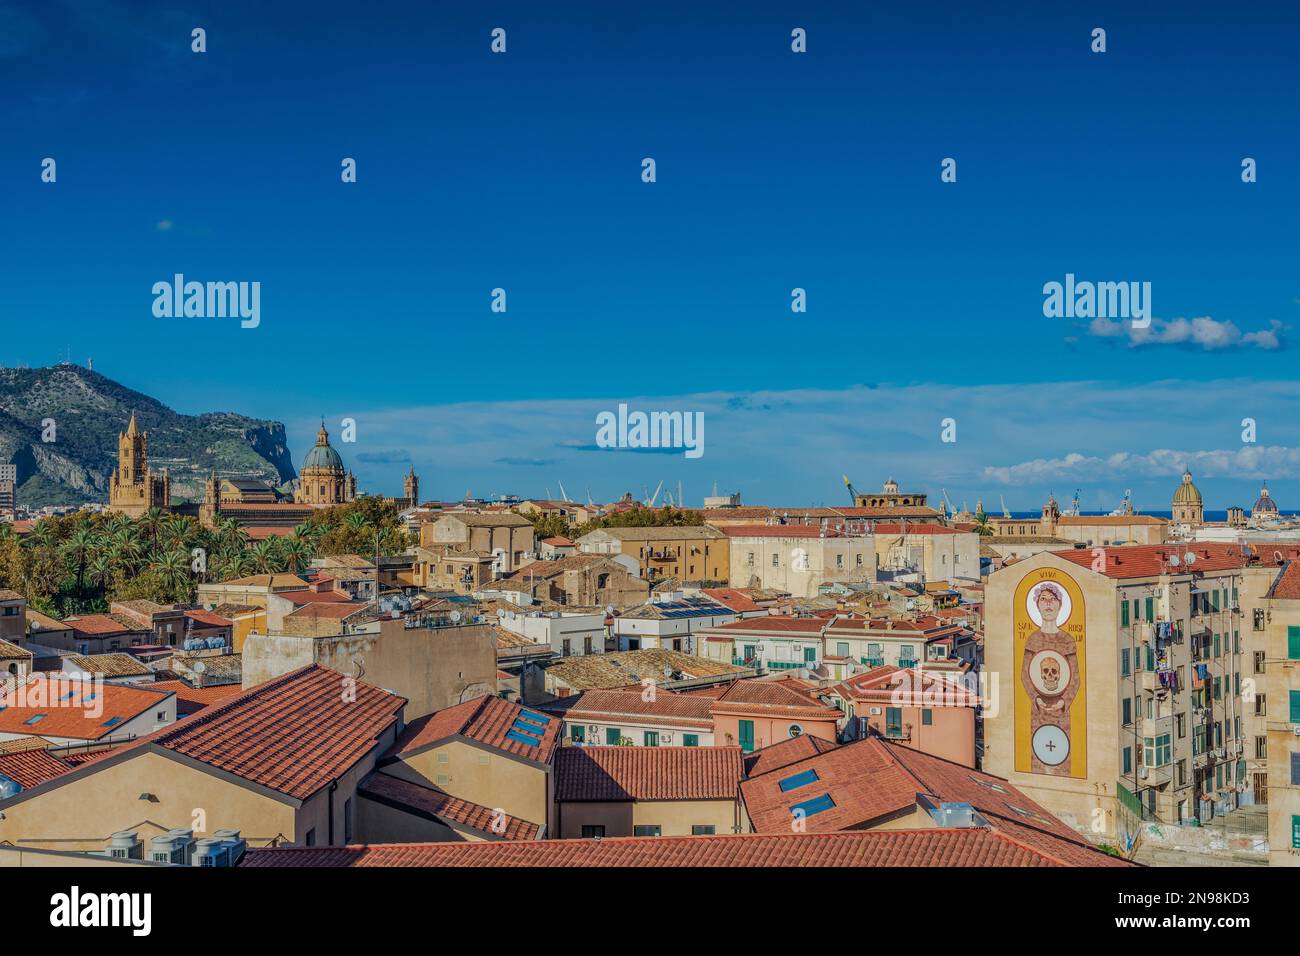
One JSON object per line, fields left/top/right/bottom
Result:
{"left": 1138, "top": 762, "right": 1173, "bottom": 786}
{"left": 861, "top": 657, "right": 884, "bottom": 668}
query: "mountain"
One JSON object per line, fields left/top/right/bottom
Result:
{"left": 0, "top": 365, "right": 297, "bottom": 506}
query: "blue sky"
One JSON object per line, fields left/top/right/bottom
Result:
{"left": 1, "top": 1, "right": 1297, "bottom": 508}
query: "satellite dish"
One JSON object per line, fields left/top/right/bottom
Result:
{"left": 1169, "top": 554, "right": 1180, "bottom": 567}
{"left": 450, "top": 610, "right": 462, "bottom": 623}
{"left": 192, "top": 661, "right": 207, "bottom": 674}
{"left": 605, "top": 605, "right": 615, "bottom": 616}
{"left": 1185, "top": 553, "right": 1196, "bottom": 566}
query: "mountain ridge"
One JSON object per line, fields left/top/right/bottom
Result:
{"left": 0, "top": 365, "right": 297, "bottom": 506}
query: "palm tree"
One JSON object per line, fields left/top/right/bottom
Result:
{"left": 151, "top": 549, "right": 192, "bottom": 600}
{"left": 280, "top": 534, "right": 314, "bottom": 575}
{"left": 62, "top": 526, "right": 96, "bottom": 592}
{"left": 249, "top": 538, "right": 285, "bottom": 575}
{"left": 971, "top": 511, "right": 994, "bottom": 536}
{"left": 140, "top": 508, "right": 165, "bottom": 555}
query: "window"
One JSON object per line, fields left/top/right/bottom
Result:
{"left": 1255, "top": 736, "right": 1267, "bottom": 760}
{"left": 582, "top": 825, "right": 605, "bottom": 838}
{"left": 1122, "top": 746, "right": 1132, "bottom": 774}
{"left": 1256, "top": 694, "right": 1267, "bottom": 716}
{"left": 644, "top": 731, "right": 659, "bottom": 747}
{"left": 1255, "top": 651, "right": 1266, "bottom": 674}
{"left": 305, "top": 828, "right": 316, "bottom": 847}
{"left": 634, "top": 825, "right": 662, "bottom": 837}
{"left": 1291, "top": 691, "right": 1300, "bottom": 724}
{"left": 779, "top": 769, "right": 819, "bottom": 792}
{"left": 738, "top": 719, "right": 755, "bottom": 752}
{"left": 1254, "top": 608, "right": 1265, "bottom": 631}
{"left": 837, "top": 642, "right": 850, "bottom": 657}
{"left": 746, "top": 552, "right": 754, "bottom": 567}
{"left": 1289, "top": 626, "right": 1300, "bottom": 660}
{"left": 771, "top": 553, "right": 779, "bottom": 567}
{"left": 790, "top": 794, "right": 836, "bottom": 818}
{"left": 344, "top": 798, "right": 353, "bottom": 842}
{"left": 156, "top": 711, "right": 166, "bottom": 721}
{"left": 921, "top": 708, "right": 933, "bottom": 726}
{"left": 682, "top": 734, "right": 699, "bottom": 747}
{"left": 606, "top": 727, "right": 621, "bottom": 745}
{"left": 584, "top": 636, "right": 593, "bottom": 654}
{"left": 885, "top": 707, "right": 904, "bottom": 738}
{"left": 1120, "top": 648, "right": 1130, "bottom": 676}
{"left": 571, "top": 725, "right": 585, "bottom": 743}
{"left": 1121, "top": 602, "right": 1130, "bottom": 627}
{"left": 1292, "top": 753, "right": 1300, "bottom": 786}
{"left": 1145, "top": 597, "right": 1154, "bottom": 621}
{"left": 835, "top": 554, "right": 844, "bottom": 569}
{"left": 1143, "top": 733, "right": 1172, "bottom": 767}
{"left": 1122, "top": 698, "right": 1132, "bottom": 725}
{"left": 691, "top": 825, "right": 716, "bottom": 836}
{"left": 803, "top": 646, "right": 816, "bottom": 663}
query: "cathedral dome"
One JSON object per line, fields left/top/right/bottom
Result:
{"left": 1172, "top": 470, "right": 1203, "bottom": 505}
{"left": 302, "top": 423, "right": 344, "bottom": 472}
{"left": 1252, "top": 483, "right": 1279, "bottom": 514}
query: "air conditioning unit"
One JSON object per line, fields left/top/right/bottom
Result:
{"left": 1215, "top": 748, "right": 1226, "bottom": 759}
{"left": 108, "top": 830, "right": 143, "bottom": 860}
{"left": 1139, "top": 768, "right": 1149, "bottom": 779}
{"left": 869, "top": 707, "right": 882, "bottom": 716}
{"left": 662, "top": 732, "right": 674, "bottom": 744}
{"left": 1292, "top": 726, "right": 1300, "bottom": 737}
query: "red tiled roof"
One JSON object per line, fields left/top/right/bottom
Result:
{"left": 61, "top": 613, "right": 138, "bottom": 637}
{"left": 391, "top": 695, "right": 561, "bottom": 765}
{"left": 740, "top": 737, "right": 1113, "bottom": 866}
{"left": 183, "top": 610, "right": 232, "bottom": 628}
{"left": 541, "top": 537, "right": 575, "bottom": 547}
{"left": 0, "top": 748, "right": 74, "bottom": 789}
{"left": 240, "top": 827, "right": 1130, "bottom": 867}
{"left": 706, "top": 616, "right": 827, "bottom": 634}
{"left": 1052, "top": 543, "right": 1246, "bottom": 579}
{"left": 0, "top": 680, "right": 173, "bottom": 741}
{"left": 870, "top": 524, "right": 971, "bottom": 535}
{"left": 835, "top": 665, "right": 980, "bottom": 707}
{"left": 62, "top": 665, "right": 406, "bottom": 800}
{"left": 700, "top": 588, "right": 765, "bottom": 614}
{"left": 743, "top": 734, "right": 841, "bottom": 777}
{"left": 279, "top": 589, "right": 357, "bottom": 606}
{"left": 360, "top": 772, "right": 540, "bottom": 840}
{"left": 554, "top": 746, "right": 743, "bottom": 801}
{"left": 148, "top": 680, "right": 244, "bottom": 716}
{"left": 1266, "top": 561, "right": 1300, "bottom": 600}
{"left": 709, "top": 679, "right": 841, "bottom": 721}
{"left": 718, "top": 525, "right": 866, "bottom": 539}
{"left": 285, "top": 603, "right": 367, "bottom": 621}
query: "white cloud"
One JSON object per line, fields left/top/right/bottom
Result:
{"left": 1088, "top": 315, "right": 1285, "bottom": 351}
{"left": 984, "top": 446, "right": 1300, "bottom": 485}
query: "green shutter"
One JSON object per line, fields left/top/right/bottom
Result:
{"left": 644, "top": 731, "right": 659, "bottom": 746}
{"left": 606, "top": 727, "right": 621, "bottom": 745}
{"left": 1289, "top": 626, "right": 1300, "bottom": 660}
{"left": 738, "top": 720, "right": 755, "bottom": 752}
{"left": 1121, "top": 602, "right": 1130, "bottom": 627}
{"left": 683, "top": 734, "right": 699, "bottom": 747}
{"left": 1293, "top": 816, "right": 1300, "bottom": 850}
{"left": 1145, "top": 597, "right": 1154, "bottom": 621}
{"left": 1291, "top": 692, "right": 1300, "bottom": 724}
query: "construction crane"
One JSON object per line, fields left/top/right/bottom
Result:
{"left": 999, "top": 494, "right": 1011, "bottom": 519}
{"left": 557, "top": 480, "right": 570, "bottom": 503}
{"left": 644, "top": 479, "right": 665, "bottom": 507}
{"left": 842, "top": 475, "right": 860, "bottom": 506}
{"left": 941, "top": 488, "right": 955, "bottom": 521}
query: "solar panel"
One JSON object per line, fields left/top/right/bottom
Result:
{"left": 510, "top": 721, "right": 543, "bottom": 739}
{"left": 518, "top": 709, "right": 552, "bottom": 725}
{"left": 778, "top": 769, "right": 819, "bottom": 792}
{"left": 790, "top": 793, "right": 836, "bottom": 817}
{"left": 505, "top": 730, "right": 541, "bottom": 747}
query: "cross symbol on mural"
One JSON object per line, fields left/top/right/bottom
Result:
{"left": 1044, "top": 739, "right": 1057, "bottom": 753}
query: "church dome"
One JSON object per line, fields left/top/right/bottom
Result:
{"left": 1252, "top": 483, "right": 1279, "bottom": 514}
{"left": 302, "top": 423, "right": 344, "bottom": 472}
{"left": 1172, "top": 470, "right": 1203, "bottom": 505}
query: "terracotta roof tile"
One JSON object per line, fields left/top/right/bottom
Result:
{"left": 541, "top": 689, "right": 714, "bottom": 728}
{"left": 554, "top": 746, "right": 743, "bottom": 801}
{"left": 0, "top": 679, "right": 172, "bottom": 741}
{"left": 240, "top": 826, "right": 1131, "bottom": 867}
{"left": 391, "top": 695, "right": 561, "bottom": 765}
{"left": 1052, "top": 542, "right": 1246, "bottom": 579}
{"left": 710, "top": 679, "right": 841, "bottom": 720}
{"left": 742, "top": 734, "right": 841, "bottom": 777}
{"left": 148, "top": 680, "right": 244, "bottom": 716}
{"left": 63, "top": 665, "right": 406, "bottom": 799}
{"left": 360, "top": 772, "right": 540, "bottom": 840}
{"left": 0, "top": 748, "right": 74, "bottom": 789}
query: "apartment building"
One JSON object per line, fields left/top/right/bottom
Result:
{"left": 985, "top": 544, "right": 1250, "bottom": 842}
{"left": 576, "top": 526, "right": 729, "bottom": 584}
{"left": 721, "top": 525, "right": 876, "bottom": 598}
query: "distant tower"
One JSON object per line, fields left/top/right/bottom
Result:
{"left": 1172, "top": 469, "right": 1205, "bottom": 527}
{"left": 404, "top": 467, "right": 420, "bottom": 506}
{"left": 1040, "top": 492, "right": 1061, "bottom": 534}
{"left": 107, "top": 413, "right": 171, "bottom": 517}
{"left": 200, "top": 471, "right": 221, "bottom": 528}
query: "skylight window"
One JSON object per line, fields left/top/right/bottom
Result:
{"left": 102, "top": 716, "right": 123, "bottom": 728}
{"left": 24, "top": 714, "right": 46, "bottom": 725}
{"left": 505, "top": 730, "right": 540, "bottom": 747}
{"left": 778, "top": 769, "right": 820, "bottom": 792}
{"left": 790, "top": 793, "right": 836, "bottom": 817}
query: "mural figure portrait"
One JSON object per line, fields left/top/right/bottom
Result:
{"left": 1020, "top": 582, "right": 1081, "bottom": 775}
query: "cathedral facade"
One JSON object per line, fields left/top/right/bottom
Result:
{"left": 107, "top": 414, "right": 170, "bottom": 518}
